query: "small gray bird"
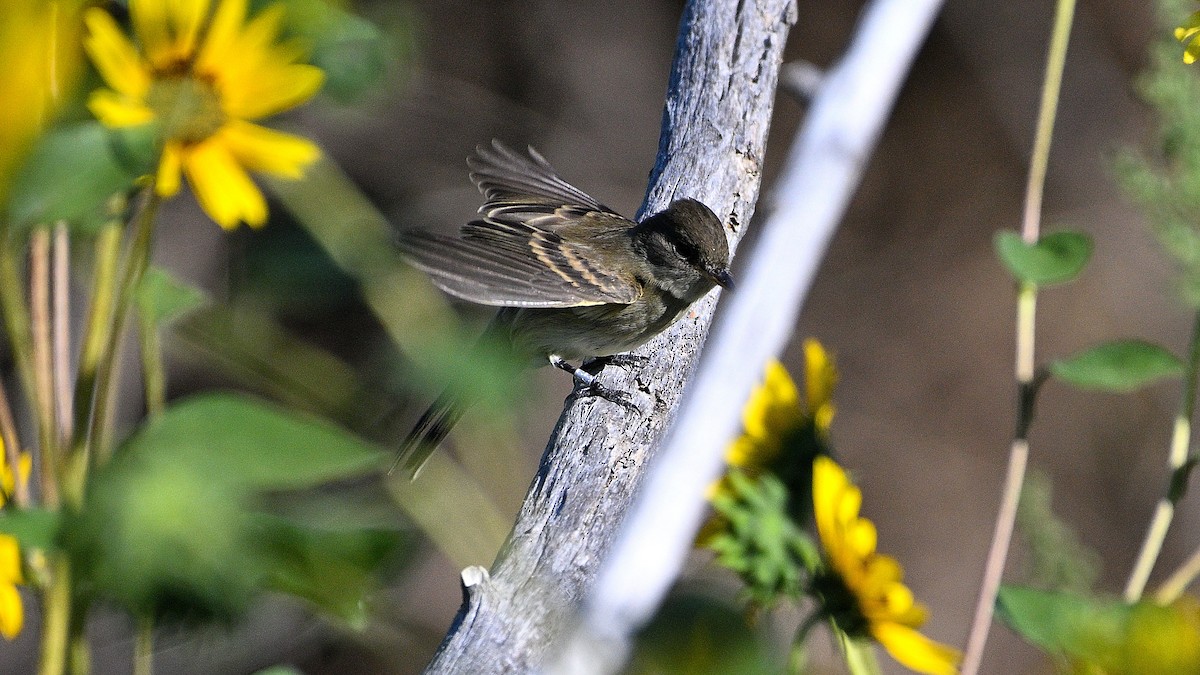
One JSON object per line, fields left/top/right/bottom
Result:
{"left": 393, "top": 140, "right": 734, "bottom": 477}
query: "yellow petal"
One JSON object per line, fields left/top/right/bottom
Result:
{"left": 156, "top": 141, "right": 185, "bottom": 197}
{"left": 846, "top": 518, "right": 878, "bottom": 559}
{"left": 83, "top": 8, "right": 150, "bottom": 98}
{"left": 220, "top": 62, "right": 324, "bottom": 120}
{"left": 218, "top": 120, "right": 319, "bottom": 179}
{"left": 196, "top": 0, "right": 247, "bottom": 71}
{"left": 0, "top": 536, "right": 21, "bottom": 585}
{"left": 813, "top": 456, "right": 846, "bottom": 555}
{"left": 87, "top": 89, "right": 155, "bottom": 128}
{"left": 130, "top": 0, "right": 171, "bottom": 66}
{"left": 725, "top": 435, "right": 778, "bottom": 471}
{"left": 167, "top": 0, "right": 211, "bottom": 60}
{"left": 803, "top": 338, "right": 837, "bottom": 414}
{"left": 0, "top": 584, "right": 22, "bottom": 640}
{"left": 182, "top": 137, "right": 267, "bottom": 228}
{"left": 873, "top": 622, "right": 961, "bottom": 675}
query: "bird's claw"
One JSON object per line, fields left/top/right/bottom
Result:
{"left": 578, "top": 379, "right": 639, "bottom": 412}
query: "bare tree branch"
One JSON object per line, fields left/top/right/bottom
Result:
{"left": 422, "top": 0, "right": 797, "bottom": 672}
{"left": 558, "top": 0, "right": 948, "bottom": 671}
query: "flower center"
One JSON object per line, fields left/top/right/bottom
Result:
{"left": 146, "top": 75, "right": 224, "bottom": 144}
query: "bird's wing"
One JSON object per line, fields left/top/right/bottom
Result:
{"left": 468, "top": 140, "right": 622, "bottom": 220}
{"left": 397, "top": 222, "right": 642, "bottom": 308}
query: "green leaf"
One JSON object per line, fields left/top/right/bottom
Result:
{"left": 994, "top": 230, "right": 1093, "bottom": 286}
{"left": 137, "top": 267, "right": 209, "bottom": 328}
{"left": 996, "top": 586, "right": 1126, "bottom": 664}
{"left": 253, "top": 515, "right": 403, "bottom": 627}
{"left": 266, "top": 0, "right": 388, "bottom": 102}
{"left": 1050, "top": 340, "right": 1183, "bottom": 392}
{"left": 996, "top": 586, "right": 1200, "bottom": 673}
{"left": 7, "top": 122, "right": 156, "bottom": 233}
{"left": 121, "top": 394, "right": 385, "bottom": 490}
{"left": 64, "top": 459, "right": 262, "bottom": 621}
{"left": 0, "top": 509, "right": 60, "bottom": 550}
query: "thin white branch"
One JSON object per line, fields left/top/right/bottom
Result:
{"left": 558, "top": 0, "right": 948, "bottom": 670}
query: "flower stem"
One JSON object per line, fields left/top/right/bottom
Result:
{"left": 0, "top": 234, "right": 50, "bottom": 505}
{"left": 137, "top": 309, "right": 166, "bottom": 418}
{"left": 37, "top": 552, "right": 71, "bottom": 675}
{"left": 52, "top": 222, "right": 72, "bottom": 442}
{"left": 71, "top": 222, "right": 122, "bottom": 458}
{"left": 88, "top": 191, "right": 160, "bottom": 466}
{"left": 1124, "top": 309, "right": 1200, "bottom": 601}
{"left": 0, "top": 378, "right": 26, "bottom": 507}
{"left": 962, "top": 0, "right": 1076, "bottom": 672}
{"left": 30, "top": 227, "right": 58, "bottom": 497}
{"left": 66, "top": 191, "right": 159, "bottom": 506}
{"left": 133, "top": 616, "right": 153, "bottom": 675}
{"left": 1155, "top": 541, "right": 1200, "bottom": 604}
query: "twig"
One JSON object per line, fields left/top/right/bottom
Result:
{"left": 30, "top": 228, "right": 58, "bottom": 504}
{"left": 52, "top": 222, "right": 72, "bottom": 442}
{"left": 961, "top": 1, "right": 1076, "bottom": 672}
{"left": 555, "top": 1, "right": 946, "bottom": 671}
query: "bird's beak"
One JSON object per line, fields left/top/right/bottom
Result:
{"left": 709, "top": 268, "right": 735, "bottom": 291}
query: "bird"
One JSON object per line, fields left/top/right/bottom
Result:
{"left": 392, "top": 140, "right": 734, "bottom": 477}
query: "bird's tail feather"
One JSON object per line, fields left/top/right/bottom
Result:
{"left": 391, "top": 390, "right": 468, "bottom": 479}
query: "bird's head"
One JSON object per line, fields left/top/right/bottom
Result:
{"left": 636, "top": 198, "right": 735, "bottom": 301}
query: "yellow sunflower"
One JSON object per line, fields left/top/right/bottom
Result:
{"left": 83, "top": 0, "right": 324, "bottom": 229}
{"left": 725, "top": 339, "right": 837, "bottom": 476}
{"left": 812, "top": 456, "right": 961, "bottom": 675}
{"left": 0, "top": 535, "right": 23, "bottom": 640}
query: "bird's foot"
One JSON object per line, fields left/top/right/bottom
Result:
{"left": 552, "top": 355, "right": 641, "bottom": 412}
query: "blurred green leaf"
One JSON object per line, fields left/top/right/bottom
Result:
{"left": 0, "top": 509, "right": 59, "bottom": 551}
{"left": 260, "top": 0, "right": 387, "bottom": 102}
{"left": 997, "top": 586, "right": 1200, "bottom": 674}
{"left": 123, "top": 394, "right": 385, "bottom": 490}
{"left": 137, "top": 266, "right": 209, "bottom": 328}
{"left": 253, "top": 515, "right": 402, "bottom": 628}
{"left": 994, "top": 230, "right": 1093, "bottom": 286}
{"left": 628, "top": 593, "right": 777, "bottom": 675}
{"left": 172, "top": 306, "right": 376, "bottom": 428}
{"left": 67, "top": 394, "right": 402, "bottom": 622}
{"left": 66, "top": 459, "right": 262, "bottom": 620}
{"left": 7, "top": 122, "right": 155, "bottom": 233}
{"left": 1016, "top": 471, "right": 1100, "bottom": 594}
{"left": 1049, "top": 340, "right": 1183, "bottom": 392}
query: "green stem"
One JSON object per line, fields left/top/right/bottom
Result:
{"left": 787, "top": 611, "right": 825, "bottom": 675}
{"left": 0, "top": 234, "right": 49, "bottom": 505}
{"left": 1156, "top": 541, "right": 1200, "bottom": 604}
{"left": 962, "top": 0, "right": 1076, "bottom": 672}
{"left": 1124, "top": 309, "right": 1200, "bottom": 601}
{"left": 137, "top": 310, "right": 166, "bottom": 418}
{"left": 37, "top": 553, "right": 70, "bottom": 675}
{"left": 133, "top": 616, "right": 152, "bottom": 675}
{"left": 65, "top": 192, "right": 159, "bottom": 506}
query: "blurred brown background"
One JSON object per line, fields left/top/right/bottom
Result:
{"left": 56, "top": 0, "right": 1197, "bottom": 673}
